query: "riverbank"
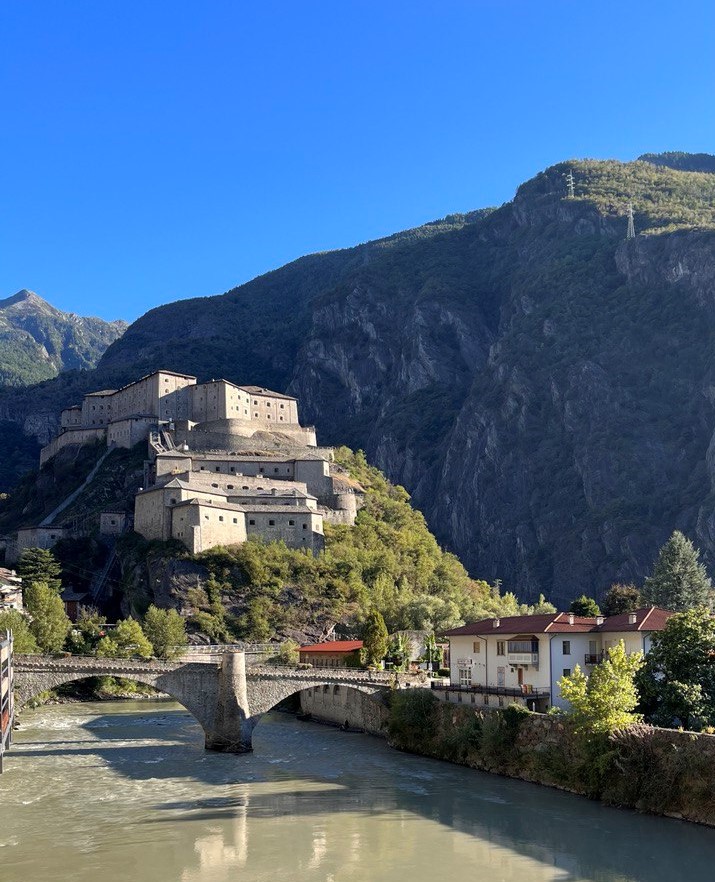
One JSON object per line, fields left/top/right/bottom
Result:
{"left": 385, "top": 690, "right": 715, "bottom": 827}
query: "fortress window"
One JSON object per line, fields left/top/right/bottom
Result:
{"left": 170, "top": 498, "right": 177, "bottom": 505}
{"left": 253, "top": 400, "right": 258, "bottom": 405}
{"left": 259, "top": 467, "right": 264, "bottom": 473}
{"left": 274, "top": 468, "right": 279, "bottom": 473}
{"left": 215, "top": 466, "right": 220, "bottom": 472}
{"left": 249, "top": 519, "right": 255, "bottom": 525}
{"left": 266, "top": 414, "right": 271, "bottom": 419}
{"left": 266, "top": 402, "right": 271, "bottom": 407}
{"left": 254, "top": 412, "right": 259, "bottom": 418}
{"left": 303, "top": 524, "right": 307, "bottom": 529}
{"left": 280, "top": 403, "right": 284, "bottom": 409}
{"left": 212, "top": 483, "right": 218, "bottom": 488}
{"left": 227, "top": 484, "right": 234, "bottom": 489}
{"left": 92, "top": 406, "right": 96, "bottom": 411}
{"left": 269, "top": 519, "right": 275, "bottom": 526}
{"left": 232, "top": 518, "right": 238, "bottom": 524}
{"left": 242, "top": 485, "right": 249, "bottom": 490}
{"left": 200, "top": 467, "right": 205, "bottom": 471}
{"left": 204, "top": 515, "right": 209, "bottom": 520}
{"left": 279, "top": 417, "right": 284, "bottom": 421}
{"left": 218, "top": 516, "right": 224, "bottom": 522}
{"left": 289, "top": 520, "right": 295, "bottom": 526}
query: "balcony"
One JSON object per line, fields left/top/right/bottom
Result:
{"left": 506, "top": 641, "right": 539, "bottom": 666}
{"left": 507, "top": 652, "right": 539, "bottom": 665}
{"left": 584, "top": 653, "right": 603, "bottom": 666}
{"left": 431, "top": 683, "right": 550, "bottom": 699}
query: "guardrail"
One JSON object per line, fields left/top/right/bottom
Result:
{"left": 431, "top": 682, "right": 550, "bottom": 698}
{"left": 1, "top": 630, "right": 14, "bottom": 773}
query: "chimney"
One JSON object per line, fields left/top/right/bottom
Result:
{"left": 493, "top": 618, "right": 500, "bottom": 628}
{"left": 568, "top": 613, "right": 575, "bottom": 625}
{"left": 596, "top": 616, "right": 604, "bottom": 626}
{"left": 628, "top": 613, "right": 637, "bottom": 625}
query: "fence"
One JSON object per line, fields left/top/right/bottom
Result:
{"left": 1, "top": 630, "right": 14, "bottom": 773}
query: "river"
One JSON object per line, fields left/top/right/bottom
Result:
{"left": 1, "top": 700, "right": 714, "bottom": 881}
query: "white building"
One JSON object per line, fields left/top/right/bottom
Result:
{"left": 0, "top": 569, "right": 23, "bottom": 612}
{"left": 442, "top": 607, "right": 673, "bottom": 712}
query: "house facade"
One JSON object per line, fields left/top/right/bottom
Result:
{"left": 0, "top": 569, "right": 23, "bottom": 612}
{"left": 299, "top": 640, "right": 363, "bottom": 668}
{"left": 443, "top": 607, "right": 673, "bottom": 712}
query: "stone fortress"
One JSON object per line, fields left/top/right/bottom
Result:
{"left": 18, "top": 370, "right": 364, "bottom": 559}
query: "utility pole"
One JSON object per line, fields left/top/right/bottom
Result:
{"left": 565, "top": 170, "right": 575, "bottom": 198}
{"left": 626, "top": 202, "right": 636, "bottom": 239}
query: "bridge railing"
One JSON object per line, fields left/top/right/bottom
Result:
{"left": 1, "top": 630, "right": 14, "bottom": 773}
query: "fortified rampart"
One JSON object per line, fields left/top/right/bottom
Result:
{"left": 29, "top": 369, "right": 364, "bottom": 558}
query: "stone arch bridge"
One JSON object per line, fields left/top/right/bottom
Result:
{"left": 13, "top": 652, "right": 422, "bottom": 751}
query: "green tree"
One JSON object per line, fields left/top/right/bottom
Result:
{"left": 18, "top": 548, "right": 62, "bottom": 593}
{"left": 143, "top": 605, "right": 188, "bottom": 659}
{"left": 361, "top": 608, "right": 388, "bottom": 668}
{"left": 0, "top": 609, "right": 38, "bottom": 653}
{"left": 527, "top": 594, "right": 557, "bottom": 614}
{"left": 637, "top": 606, "right": 715, "bottom": 730}
{"left": 65, "top": 608, "right": 108, "bottom": 655}
{"left": 602, "top": 583, "right": 643, "bottom": 616}
{"left": 643, "top": 531, "right": 713, "bottom": 611}
{"left": 273, "top": 639, "right": 300, "bottom": 665}
{"left": 569, "top": 595, "right": 601, "bottom": 616}
{"left": 114, "top": 618, "right": 153, "bottom": 658}
{"left": 386, "top": 633, "right": 411, "bottom": 671}
{"left": 559, "top": 641, "right": 644, "bottom": 735}
{"left": 24, "top": 580, "right": 71, "bottom": 653}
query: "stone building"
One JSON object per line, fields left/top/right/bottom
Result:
{"left": 31, "top": 369, "right": 364, "bottom": 558}
{"left": 0, "top": 569, "right": 23, "bottom": 612}
{"left": 43, "top": 370, "right": 316, "bottom": 466}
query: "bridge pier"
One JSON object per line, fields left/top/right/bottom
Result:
{"left": 204, "top": 651, "right": 254, "bottom": 753}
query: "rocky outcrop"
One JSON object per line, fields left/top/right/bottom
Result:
{"left": 4, "top": 157, "right": 715, "bottom": 605}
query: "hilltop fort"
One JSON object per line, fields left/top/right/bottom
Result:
{"left": 7, "top": 370, "right": 363, "bottom": 562}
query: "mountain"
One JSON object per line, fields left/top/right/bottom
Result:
{"left": 3, "top": 155, "right": 715, "bottom": 606}
{"left": 638, "top": 152, "right": 715, "bottom": 174}
{"left": 0, "top": 290, "right": 127, "bottom": 387}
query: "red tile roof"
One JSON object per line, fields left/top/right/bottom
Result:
{"left": 444, "top": 613, "right": 596, "bottom": 636}
{"left": 444, "top": 607, "right": 673, "bottom": 637}
{"left": 595, "top": 607, "right": 674, "bottom": 632}
{"left": 299, "top": 640, "right": 363, "bottom": 653}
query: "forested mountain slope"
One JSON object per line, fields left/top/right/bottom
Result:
{"left": 4, "top": 156, "right": 715, "bottom": 605}
{"left": 0, "top": 290, "right": 126, "bottom": 386}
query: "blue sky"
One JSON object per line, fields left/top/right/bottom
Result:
{"left": 2, "top": 1, "right": 713, "bottom": 321}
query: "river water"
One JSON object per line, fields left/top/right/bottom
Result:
{"left": 1, "top": 700, "right": 714, "bottom": 882}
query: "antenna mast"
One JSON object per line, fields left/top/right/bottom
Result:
{"left": 626, "top": 202, "right": 636, "bottom": 239}
{"left": 565, "top": 170, "right": 575, "bottom": 198}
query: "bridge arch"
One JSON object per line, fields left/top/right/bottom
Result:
{"left": 13, "top": 660, "right": 223, "bottom": 747}
{"left": 244, "top": 677, "right": 390, "bottom": 743}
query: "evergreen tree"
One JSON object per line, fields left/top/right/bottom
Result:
{"left": 24, "top": 580, "right": 71, "bottom": 653}
{"left": 18, "top": 547, "right": 62, "bottom": 593}
{"left": 637, "top": 606, "right": 715, "bottom": 730}
{"left": 143, "top": 605, "right": 188, "bottom": 659}
{"left": 643, "top": 531, "right": 713, "bottom": 611}
{"left": 569, "top": 595, "right": 601, "bottom": 616}
{"left": 361, "top": 608, "right": 388, "bottom": 668}
{"left": 602, "top": 583, "right": 643, "bottom": 616}
{"left": 0, "top": 609, "right": 38, "bottom": 653}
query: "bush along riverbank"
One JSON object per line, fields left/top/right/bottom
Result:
{"left": 387, "top": 691, "right": 715, "bottom": 826}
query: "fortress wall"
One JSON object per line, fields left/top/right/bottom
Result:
{"left": 39, "top": 428, "right": 107, "bottom": 467}
{"left": 299, "top": 686, "right": 389, "bottom": 736}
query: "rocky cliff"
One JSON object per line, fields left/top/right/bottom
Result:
{"left": 4, "top": 157, "right": 715, "bottom": 605}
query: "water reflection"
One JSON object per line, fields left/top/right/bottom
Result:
{"left": 1, "top": 701, "right": 713, "bottom": 882}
